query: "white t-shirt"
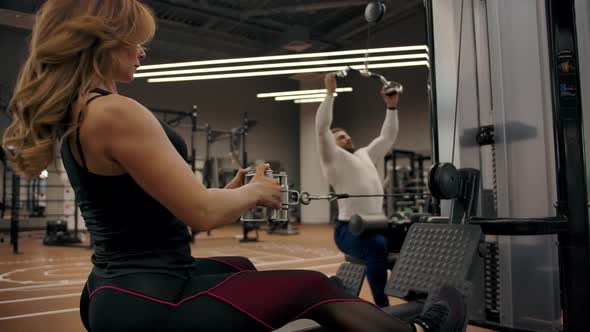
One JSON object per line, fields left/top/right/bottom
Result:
{"left": 315, "top": 95, "right": 399, "bottom": 220}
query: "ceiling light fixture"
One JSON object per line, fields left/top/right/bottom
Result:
{"left": 137, "top": 45, "right": 429, "bottom": 71}
{"left": 274, "top": 93, "right": 337, "bottom": 101}
{"left": 257, "top": 87, "right": 353, "bottom": 98}
{"left": 147, "top": 60, "right": 429, "bottom": 83}
{"left": 293, "top": 98, "right": 327, "bottom": 104}
{"left": 135, "top": 54, "right": 428, "bottom": 78}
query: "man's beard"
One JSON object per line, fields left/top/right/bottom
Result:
{"left": 343, "top": 147, "right": 356, "bottom": 153}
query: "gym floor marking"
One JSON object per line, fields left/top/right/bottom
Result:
{"left": 0, "top": 281, "right": 85, "bottom": 293}
{"left": 0, "top": 226, "right": 491, "bottom": 331}
{"left": 0, "top": 293, "right": 80, "bottom": 304}
{"left": 0, "top": 262, "right": 91, "bottom": 284}
{"left": 254, "top": 254, "right": 343, "bottom": 267}
{"left": 0, "top": 256, "right": 89, "bottom": 265}
{"left": 293, "top": 263, "right": 342, "bottom": 270}
{"left": 0, "top": 258, "right": 344, "bottom": 321}
{"left": 0, "top": 308, "right": 80, "bottom": 321}
{"left": 0, "top": 240, "right": 344, "bottom": 323}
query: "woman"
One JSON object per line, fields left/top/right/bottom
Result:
{"left": 2, "top": 1, "right": 464, "bottom": 331}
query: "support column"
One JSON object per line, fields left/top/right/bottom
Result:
{"left": 299, "top": 81, "right": 330, "bottom": 224}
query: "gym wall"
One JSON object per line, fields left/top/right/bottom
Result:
{"left": 0, "top": 25, "right": 303, "bottom": 188}
{"left": 0, "top": 11, "right": 431, "bottom": 222}
{"left": 0, "top": 26, "right": 28, "bottom": 108}
{"left": 331, "top": 66, "right": 430, "bottom": 153}
{"left": 296, "top": 13, "right": 430, "bottom": 223}
{"left": 332, "top": 12, "right": 431, "bottom": 158}
{"left": 119, "top": 71, "right": 302, "bottom": 188}
{"left": 576, "top": 0, "right": 590, "bottom": 209}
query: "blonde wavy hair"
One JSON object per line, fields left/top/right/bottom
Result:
{"left": 2, "top": 0, "right": 156, "bottom": 178}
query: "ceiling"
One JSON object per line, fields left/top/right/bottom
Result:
{"left": 0, "top": 0, "right": 424, "bottom": 61}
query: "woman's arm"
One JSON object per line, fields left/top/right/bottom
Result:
{"left": 90, "top": 95, "right": 280, "bottom": 231}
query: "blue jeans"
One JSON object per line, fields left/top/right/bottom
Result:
{"left": 334, "top": 221, "right": 390, "bottom": 307}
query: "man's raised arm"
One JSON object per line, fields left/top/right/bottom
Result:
{"left": 315, "top": 73, "right": 340, "bottom": 163}
{"left": 366, "top": 88, "right": 400, "bottom": 163}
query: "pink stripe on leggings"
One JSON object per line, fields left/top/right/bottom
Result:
{"left": 87, "top": 271, "right": 251, "bottom": 306}
{"left": 197, "top": 257, "right": 255, "bottom": 272}
{"left": 85, "top": 271, "right": 376, "bottom": 330}
{"left": 205, "top": 292, "right": 275, "bottom": 330}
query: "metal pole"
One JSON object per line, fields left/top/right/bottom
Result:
{"left": 240, "top": 112, "right": 252, "bottom": 240}
{"left": 190, "top": 106, "right": 198, "bottom": 173}
{"left": 10, "top": 173, "right": 19, "bottom": 254}
{"left": 2, "top": 164, "right": 7, "bottom": 219}
{"left": 392, "top": 150, "right": 398, "bottom": 212}
{"left": 425, "top": 0, "right": 441, "bottom": 215}
{"left": 204, "top": 124, "right": 211, "bottom": 188}
{"left": 74, "top": 199, "right": 79, "bottom": 238}
{"left": 385, "top": 153, "right": 393, "bottom": 217}
{"left": 546, "top": 0, "right": 590, "bottom": 330}
{"left": 241, "top": 112, "right": 249, "bottom": 168}
{"left": 425, "top": 0, "right": 439, "bottom": 164}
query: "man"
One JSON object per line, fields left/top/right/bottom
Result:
{"left": 315, "top": 72, "right": 399, "bottom": 307}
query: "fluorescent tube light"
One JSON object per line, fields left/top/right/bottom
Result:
{"left": 147, "top": 60, "right": 429, "bottom": 83}
{"left": 138, "top": 45, "right": 429, "bottom": 71}
{"left": 293, "top": 98, "right": 326, "bottom": 104}
{"left": 275, "top": 93, "right": 336, "bottom": 101}
{"left": 257, "top": 87, "right": 353, "bottom": 98}
{"left": 135, "top": 54, "right": 428, "bottom": 78}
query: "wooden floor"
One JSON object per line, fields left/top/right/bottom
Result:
{"left": 0, "top": 224, "right": 492, "bottom": 331}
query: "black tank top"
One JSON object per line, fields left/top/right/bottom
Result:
{"left": 60, "top": 88, "right": 194, "bottom": 278}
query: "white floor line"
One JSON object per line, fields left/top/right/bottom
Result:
{"left": 194, "top": 244, "right": 339, "bottom": 260}
{"left": 0, "top": 308, "right": 79, "bottom": 321}
{"left": 0, "top": 262, "right": 344, "bottom": 321}
{"left": 0, "top": 256, "right": 88, "bottom": 265}
{"left": 0, "top": 256, "right": 342, "bottom": 291}
{"left": 293, "top": 263, "right": 342, "bottom": 270}
{"left": 255, "top": 254, "right": 343, "bottom": 267}
{"left": 0, "top": 292, "right": 80, "bottom": 304}
{"left": 19, "top": 286, "right": 83, "bottom": 293}
{"left": 0, "top": 262, "right": 91, "bottom": 284}
{"left": 0, "top": 281, "right": 85, "bottom": 292}
{"left": 200, "top": 248, "right": 303, "bottom": 260}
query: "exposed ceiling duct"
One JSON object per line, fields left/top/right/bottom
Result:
{"left": 0, "top": 0, "right": 424, "bottom": 60}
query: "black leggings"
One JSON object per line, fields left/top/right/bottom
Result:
{"left": 79, "top": 256, "right": 371, "bottom": 332}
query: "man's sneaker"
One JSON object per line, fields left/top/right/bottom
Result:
{"left": 412, "top": 286, "right": 467, "bottom": 332}
{"left": 329, "top": 275, "right": 346, "bottom": 291}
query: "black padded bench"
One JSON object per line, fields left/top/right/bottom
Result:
{"left": 333, "top": 253, "right": 398, "bottom": 297}
{"left": 275, "top": 222, "right": 483, "bottom": 332}
{"left": 344, "top": 253, "right": 399, "bottom": 269}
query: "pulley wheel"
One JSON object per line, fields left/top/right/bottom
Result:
{"left": 428, "top": 162, "right": 460, "bottom": 199}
